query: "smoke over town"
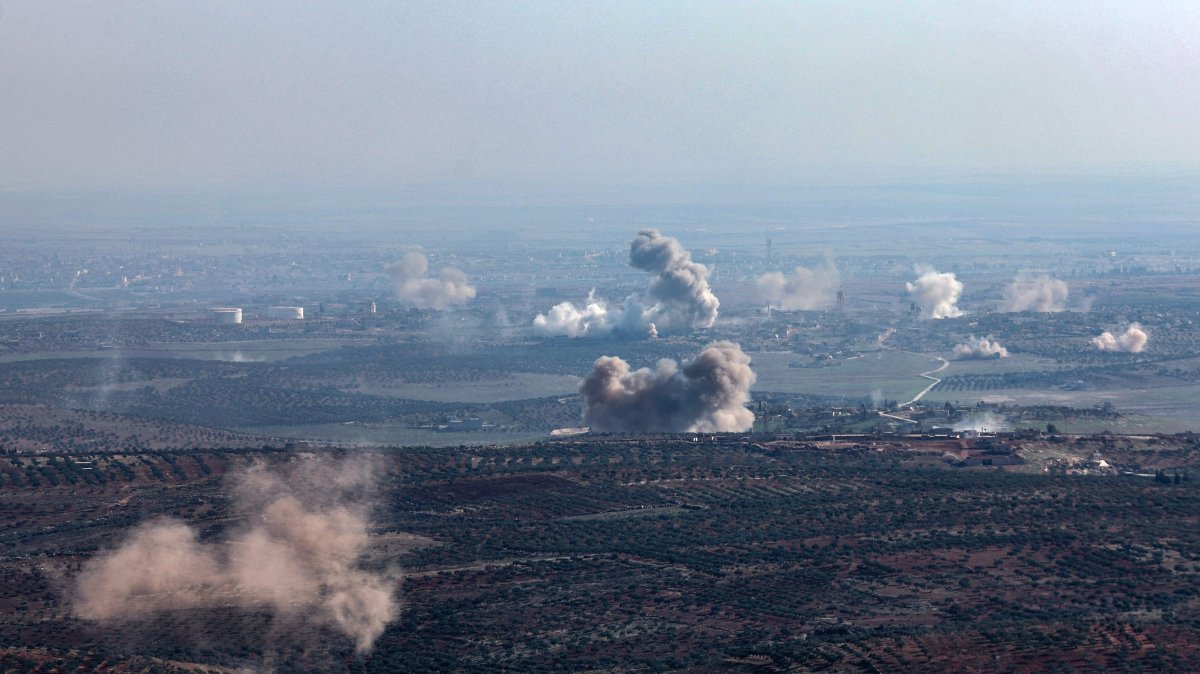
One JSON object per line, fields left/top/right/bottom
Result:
{"left": 580, "top": 341, "right": 755, "bottom": 432}
{"left": 388, "top": 252, "right": 476, "bottom": 310}
{"left": 535, "top": 229, "right": 719, "bottom": 337}
{"left": 1092, "top": 324, "right": 1149, "bottom": 353}
{"left": 73, "top": 456, "right": 398, "bottom": 653}
{"left": 1002, "top": 274, "right": 1069, "bottom": 312}
{"left": 756, "top": 262, "right": 840, "bottom": 310}
{"left": 907, "top": 266, "right": 963, "bottom": 319}
{"left": 953, "top": 336, "right": 1009, "bottom": 359}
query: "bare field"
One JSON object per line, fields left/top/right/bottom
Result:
{"left": 237, "top": 422, "right": 550, "bottom": 447}
{"left": 353, "top": 372, "right": 582, "bottom": 403}
{"left": 0, "top": 338, "right": 363, "bottom": 363}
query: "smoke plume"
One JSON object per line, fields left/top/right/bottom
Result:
{"left": 1002, "top": 274, "right": 1069, "bottom": 312}
{"left": 952, "top": 412, "right": 1008, "bottom": 433}
{"left": 906, "top": 266, "right": 963, "bottom": 319}
{"left": 756, "top": 263, "right": 840, "bottom": 310}
{"left": 535, "top": 229, "right": 719, "bottom": 337}
{"left": 533, "top": 289, "right": 614, "bottom": 338}
{"left": 580, "top": 341, "right": 755, "bottom": 432}
{"left": 73, "top": 456, "right": 397, "bottom": 653}
{"left": 1091, "top": 323, "right": 1148, "bottom": 353}
{"left": 953, "top": 336, "right": 1009, "bottom": 359}
{"left": 388, "top": 252, "right": 476, "bottom": 310}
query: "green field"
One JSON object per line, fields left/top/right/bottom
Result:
{"left": 750, "top": 349, "right": 937, "bottom": 401}
{"left": 936, "top": 352, "right": 1061, "bottom": 376}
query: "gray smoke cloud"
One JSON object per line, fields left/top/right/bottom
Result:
{"left": 580, "top": 341, "right": 755, "bottom": 432}
{"left": 906, "top": 266, "right": 963, "bottom": 319}
{"left": 953, "top": 336, "right": 1009, "bottom": 359}
{"left": 388, "top": 252, "right": 476, "bottom": 310}
{"left": 534, "top": 229, "right": 719, "bottom": 337}
{"left": 1002, "top": 274, "right": 1069, "bottom": 312}
{"left": 1092, "top": 323, "right": 1148, "bottom": 353}
{"left": 73, "top": 456, "right": 398, "bottom": 654}
{"left": 756, "top": 262, "right": 840, "bottom": 310}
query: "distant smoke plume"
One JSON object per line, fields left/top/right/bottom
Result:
{"left": 73, "top": 457, "right": 397, "bottom": 653}
{"left": 388, "top": 252, "right": 476, "bottom": 310}
{"left": 535, "top": 229, "right": 719, "bottom": 337}
{"left": 1091, "top": 324, "right": 1148, "bottom": 353}
{"left": 581, "top": 341, "right": 755, "bottom": 432}
{"left": 953, "top": 412, "right": 1007, "bottom": 433}
{"left": 1002, "top": 274, "right": 1069, "bottom": 312}
{"left": 756, "top": 263, "right": 840, "bottom": 310}
{"left": 953, "top": 336, "right": 1009, "bottom": 359}
{"left": 906, "top": 266, "right": 963, "bottom": 319}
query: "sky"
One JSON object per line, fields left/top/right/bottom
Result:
{"left": 0, "top": 1, "right": 1197, "bottom": 195}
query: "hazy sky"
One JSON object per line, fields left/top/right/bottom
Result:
{"left": 1, "top": 1, "right": 1197, "bottom": 194}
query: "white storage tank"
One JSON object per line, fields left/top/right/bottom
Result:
{"left": 210, "top": 307, "right": 243, "bottom": 325}
{"left": 266, "top": 306, "right": 305, "bottom": 320}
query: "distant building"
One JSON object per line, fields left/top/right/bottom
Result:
{"left": 265, "top": 306, "right": 305, "bottom": 320}
{"left": 210, "top": 307, "right": 243, "bottom": 325}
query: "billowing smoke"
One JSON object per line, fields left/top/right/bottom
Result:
{"left": 1002, "top": 274, "right": 1069, "bottom": 312}
{"left": 533, "top": 289, "right": 613, "bottom": 338}
{"left": 580, "top": 341, "right": 755, "bottom": 432}
{"left": 906, "top": 266, "right": 963, "bottom": 319}
{"left": 953, "top": 336, "right": 1009, "bottom": 359}
{"left": 952, "top": 412, "right": 1008, "bottom": 433}
{"left": 73, "top": 456, "right": 397, "bottom": 653}
{"left": 534, "top": 229, "right": 719, "bottom": 337}
{"left": 1091, "top": 323, "right": 1148, "bottom": 353}
{"left": 756, "top": 263, "right": 840, "bottom": 310}
{"left": 388, "top": 252, "right": 476, "bottom": 310}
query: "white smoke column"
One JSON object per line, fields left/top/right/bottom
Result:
{"left": 1091, "top": 323, "right": 1148, "bottom": 353}
{"left": 906, "top": 266, "right": 963, "bottom": 319}
{"left": 953, "top": 336, "right": 1009, "bottom": 359}
{"left": 73, "top": 456, "right": 398, "bottom": 653}
{"left": 532, "top": 289, "right": 615, "bottom": 337}
{"left": 580, "top": 341, "right": 756, "bottom": 432}
{"left": 756, "top": 263, "right": 840, "bottom": 310}
{"left": 534, "top": 229, "right": 719, "bottom": 337}
{"left": 1002, "top": 274, "right": 1069, "bottom": 312}
{"left": 388, "top": 252, "right": 476, "bottom": 310}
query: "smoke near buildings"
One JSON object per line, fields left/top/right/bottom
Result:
{"left": 73, "top": 456, "right": 398, "bottom": 653}
{"left": 756, "top": 263, "right": 840, "bottom": 311}
{"left": 1092, "top": 324, "right": 1148, "bottom": 353}
{"left": 1002, "top": 274, "right": 1069, "bottom": 312}
{"left": 535, "top": 229, "right": 719, "bottom": 337}
{"left": 388, "top": 252, "right": 476, "bottom": 310}
{"left": 580, "top": 341, "right": 755, "bottom": 432}
{"left": 907, "top": 266, "right": 963, "bottom": 319}
{"left": 953, "top": 336, "right": 1009, "bottom": 359}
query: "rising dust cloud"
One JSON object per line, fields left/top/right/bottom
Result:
{"left": 953, "top": 336, "right": 1009, "bottom": 359}
{"left": 756, "top": 262, "right": 840, "bottom": 311}
{"left": 1092, "top": 324, "right": 1148, "bottom": 353}
{"left": 73, "top": 456, "right": 398, "bottom": 653}
{"left": 388, "top": 252, "right": 476, "bottom": 310}
{"left": 580, "top": 341, "right": 756, "bottom": 433}
{"left": 1002, "top": 274, "right": 1069, "bottom": 313}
